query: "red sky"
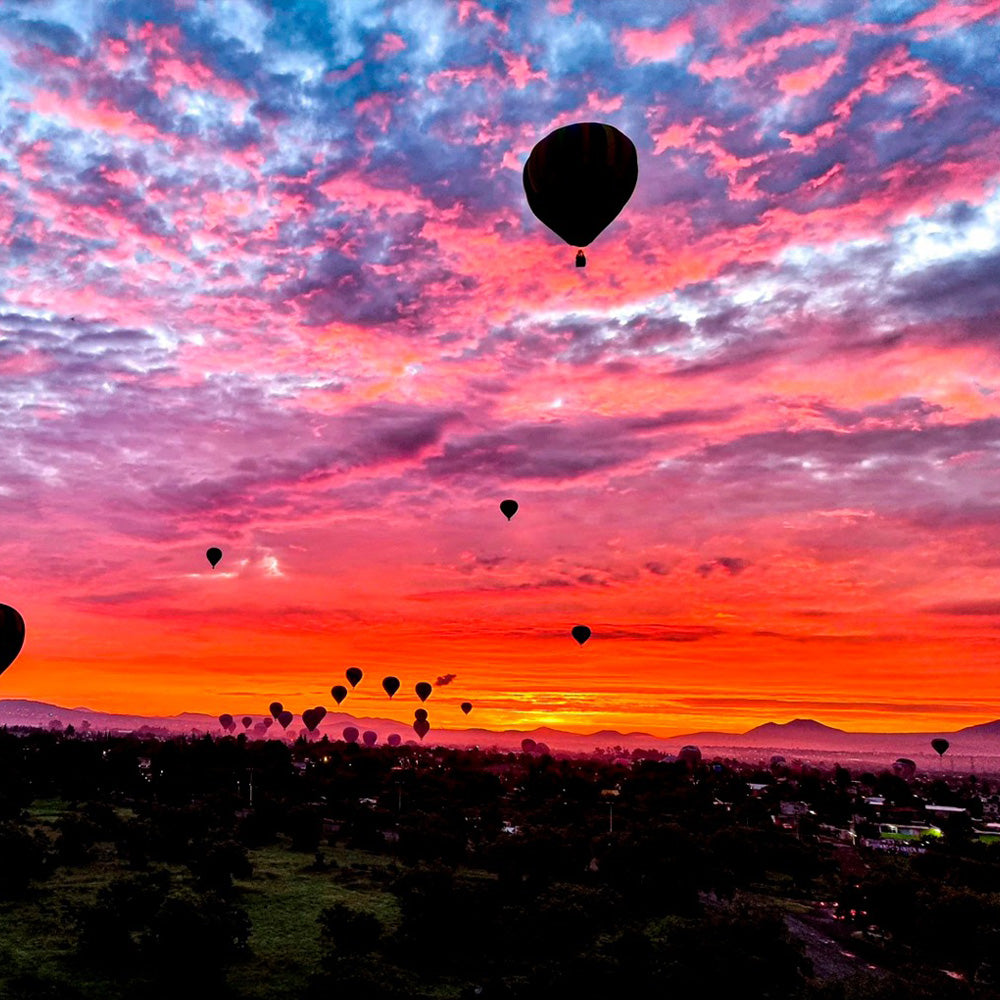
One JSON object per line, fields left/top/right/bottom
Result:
{"left": 2, "top": 0, "right": 1000, "bottom": 736}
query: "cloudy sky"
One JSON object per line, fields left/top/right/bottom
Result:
{"left": 1, "top": 0, "right": 999, "bottom": 736}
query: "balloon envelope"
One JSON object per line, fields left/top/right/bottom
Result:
{"left": 382, "top": 676, "right": 400, "bottom": 698}
{"left": 331, "top": 685, "right": 348, "bottom": 705}
{"left": 0, "top": 605, "right": 26, "bottom": 675}
{"left": 346, "top": 667, "right": 363, "bottom": 687}
{"left": 931, "top": 738, "right": 950, "bottom": 757}
{"left": 387, "top": 733, "right": 402, "bottom": 747}
{"left": 269, "top": 702, "right": 283, "bottom": 719}
{"left": 521, "top": 738, "right": 537, "bottom": 753}
{"left": 523, "top": 122, "right": 638, "bottom": 249}
{"left": 219, "top": 713, "right": 234, "bottom": 729}
{"left": 241, "top": 716, "right": 253, "bottom": 729}
{"left": 413, "top": 719, "right": 430, "bottom": 740}
{"left": 499, "top": 499, "right": 518, "bottom": 521}
{"left": 277, "top": 711, "right": 293, "bottom": 729}
{"left": 415, "top": 682, "right": 432, "bottom": 702}
{"left": 362, "top": 730, "right": 377, "bottom": 747}
{"left": 302, "top": 708, "right": 320, "bottom": 732}
{"left": 571, "top": 625, "right": 591, "bottom": 645}
{"left": 414, "top": 708, "right": 428, "bottom": 721}
{"left": 461, "top": 702, "right": 472, "bottom": 715}
{"left": 206, "top": 547, "right": 222, "bottom": 568}
{"left": 262, "top": 717, "right": 273, "bottom": 730}
{"left": 343, "top": 726, "right": 359, "bottom": 743}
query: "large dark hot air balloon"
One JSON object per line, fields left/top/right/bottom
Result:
{"left": 219, "top": 713, "right": 234, "bottom": 730}
{"left": 206, "top": 547, "right": 222, "bottom": 569}
{"left": 387, "top": 733, "right": 402, "bottom": 747}
{"left": 461, "top": 702, "right": 472, "bottom": 715}
{"left": 931, "top": 738, "right": 950, "bottom": 757}
{"left": 362, "top": 730, "right": 377, "bottom": 747}
{"left": 346, "top": 667, "right": 363, "bottom": 687}
{"left": 523, "top": 122, "right": 638, "bottom": 267}
{"left": 315, "top": 706, "right": 327, "bottom": 723}
{"left": 893, "top": 757, "right": 916, "bottom": 780}
{"left": 302, "top": 708, "right": 319, "bottom": 732}
{"left": 415, "top": 682, "right": 432, "bottom": 702}
{"left": 414, "top": 708, "right": 428, "bottom": 721}
{"left": 331, "top": 685, "right": 347, "bottom": 705}
{"left": 269, "top": 702, "right": 283, "bottom": 719}
{"left": 241, "top": 716, "right": 253, "bottom": 730}
{"left": 571, "top": 625, "right": 591, "bottom": 645}
{"left": 0, "top": 604, "right": 25, "bottom": 676}
{"left": 278, "top": 710, "right": 293, "bottom": 730}
{"left": 500, "top": 499, "right": 518, "bottom": 521}
{"left": 521, "top": 738, "right": 537, "bottom": 753}
{"left": 343, "top": 726, "right": 359, "bottom": 744}
{"left": 679, "top": 745, "right": 702, "bottom": 768}
{"left": 382, "top": 676, "right": 400, "bottom": 698}
{"left": 413, "top": 719, "right": 430, "bottom": 740}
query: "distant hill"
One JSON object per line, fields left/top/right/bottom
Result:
{"left": 1, "top": 700, "right": 998, "bottom": 763}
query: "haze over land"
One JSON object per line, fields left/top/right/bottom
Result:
{"left": 1, "top": 1, "right": 999, "bottom": 736}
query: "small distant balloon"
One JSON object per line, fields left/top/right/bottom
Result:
{"left": 343, "top": 726, "right": 359, "bottom": 744}
{"left": 362, "top": 730, "right": 377, "bottom": 747}
{"left": 387, "top": 733, "right": 402, "bottom": 747}
{"left": 206, "top": 547, "right": 222, "bottom": 569}
{"left": 461, "top": 702, "right": 472, "bottom": 715}
{"left": 414, "top": 708, "right": 428, "bottom": 721}
{"left": 262, "top": 717, "right": 273, "bottom": 730}
{"left": 0, "top": 605, "right": 26, "bottom": 675}
{"left": 346, "top": 667, "right": 363, "bottom": 687}
{"left": 413, "top": 718, "right": 430, "bottom": 740}
{"left": 241, "top": 716, "right": 253, "bottom": 730}
{"left": 415, "top": 682, "right": 432, "bottom": 702}
{"left": 219, "top": 713, "right": 234, "bottom": 730}
{"left": 331, "top": 685, "right": 348, "bottom": 705}
{"left": 277, "top": 710, "right": 293, "bottom": 730}
{"left": 382, "top": 676, "right": 400, "bottom": 698}
{"left": 499, "top": 499, "right": 518, "bottom": 521}
{"left": 269, "top": 702, "right": 283, "bottom": 719}
{"left": 571, "top": 625, "right": 591, "bottom": 645}
{"left": 931, "top": 738, "right": 950, "bottom": 757}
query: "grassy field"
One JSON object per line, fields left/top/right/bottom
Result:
{"left": 0, "top": 801, "right": 406, "bottom": 999}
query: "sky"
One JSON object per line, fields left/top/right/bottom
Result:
{"left": 1, "top": 0, "right": 999, "bottom": 738}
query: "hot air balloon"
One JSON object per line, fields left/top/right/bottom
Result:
{"left": 206, "top": 547, "right": 222, "bottom": 569}
{"left": 269, "top": 702, "right": 283, "bottom": 719}
{"left": 414, "top": 708, "right": 428, "bottom": 721}
{"left": 461, "top": 702, "right": 472, "bottom": 715}
{"left": 571, "top": 625, "right": 591, "bottom": 645}
{"left": 278, "top": 711, "right": 293, "bottom": 730}
{"left": 219, "top": 713, "right": 234, "bottom": 730}
{"left": 241, "top": 716, "right": 253, "bottom": 730}
{"left": 387, "top": 733, "right": 402, "bottom": 747}
{"left": 362, "top": 730, "right": 377, "bottom": 747}
{"left": 415, "top": 682, "right": 432, "bottom": 702}
{"left": 892, "top": 757, "right": 917, "bottom": 780}
{"left": 346, "top": 667, "right": 363, "bottom": 687}
{"left": 302, "top": 708, "right": 320, "bottom": 732}
{"left": 315, "top": 706, "right": 327, "bottom": 723}
{"left": 262, "top": 717, "right": 273, "bottom": 730}
{"left": 678, "top": 745, "right": 702, "bottom": 768}
{"left": 331, "top": 685, "right": 348, "bottom": 705}
{"left": 413, "top": 719, "right": 430, "bottom": 740}
{"left": 382, "top": 676, "right": 400, "bottom": 699}
{"left": 931, "top": 738, "right": 950, "bottom": 757}
{"left": 523, "top": 122, "right": 638, "bottom": 267}
{"left": 0, "top": 605, "right": 26, "bottom": 675}
{"left": 500, "top": 499, "right": 518, "bottom": 521}
{"left": 343, "top": 726, "right": 359, "bottom": 744}
{"left": 521, "top": 738, "right": 537, "bottom": 753}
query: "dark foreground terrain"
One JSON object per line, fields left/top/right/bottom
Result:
{"left": 1, "top": 727, "right": 998, "bottom": 999}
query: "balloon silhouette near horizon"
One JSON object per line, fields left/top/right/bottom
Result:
{"left": 331, "top": 685, "right": 347, "bottom": 705}
{"left": 461, "top": 702, "right": 472, "bottom": 715}
{"left": 414, "top": 708, "right": 428, "bottom": 721}
{"left": 413, "top": 718, "right": 430, "bottom": 740}
{"left": 931, "top": 738, "right": 950, "bottom": 757}
{"left": 206, "top": 547, "right": 222, "bottom": 569}
{"left": 500, "top": 499, "right": 518, "bottom": 521}
{"left": 415, "top": 682, "right": 432, "bottom": 702}
{"left": 269, "top": 702, "right": 283, "bottom": 719}
{"left": 387, "top": 733, "right": 402, "bottom": 747}
{"left": 277, "top": 710, "right": 293, "bottom": 730}
{"left": 362, "top": 730, "right": 377, "bottom": 747}
{"left": 572, "top": 625, "right": 591, "bottom": 645}
{"left": 523, "top": 122, "right": 638, "bottom": 267}
{"left": 0, "top": 604, "right": 25, "bottom": 676}
{"left": 382, "top": 676, "right": 400, "bottom": 698}
{"left": 343, "top": 726, "right": 359, "bottom": 744}
{"left": 242, "top": 716, "right": 253, "bottom": 729}
{"left": 218, "top": 713, "right": 234, "bottom": 731}
{"left": 346, "top": 667, "right": 363, "bottom": 687}
{"left": 303, "top": 707, "right": 326, "bottom": 732}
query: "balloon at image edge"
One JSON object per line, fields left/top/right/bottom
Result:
{"left": 0, "top": 604, "right": 25, "bottom": 676}
{"left": 206, "top": 547, "right": 222, "bottom": 569}
{"left": 523, "top": 122, "right": 638, "bottom": 267}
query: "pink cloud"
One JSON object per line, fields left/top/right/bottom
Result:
{"left": 619, "top": 18, "right": 695, "bottom": 64}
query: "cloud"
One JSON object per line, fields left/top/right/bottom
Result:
{"left": 697, "top": 557, "right": 750, "bottom": 577}
{"left": 435, "top": 673, "right": 457, "bottom": 686}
